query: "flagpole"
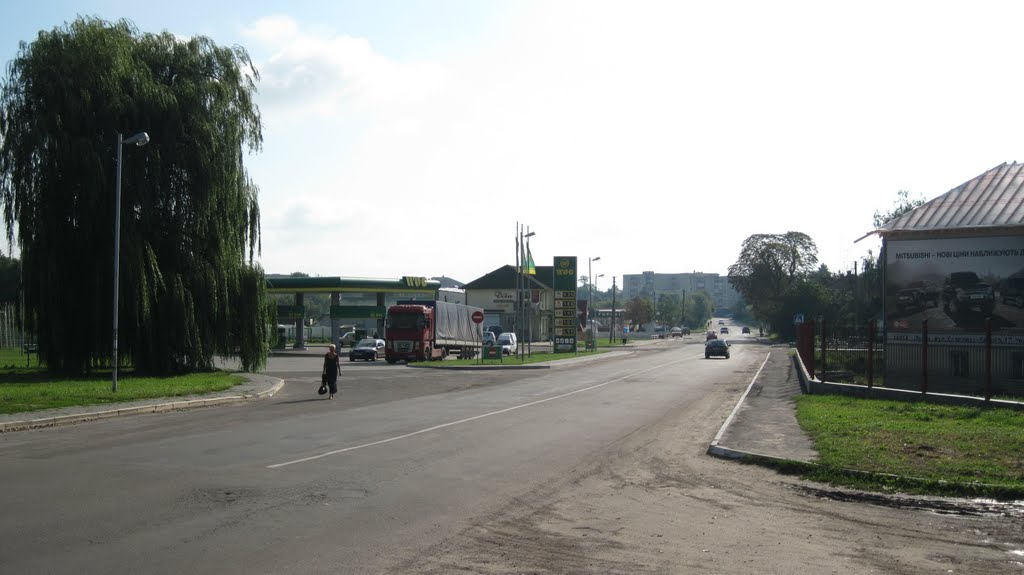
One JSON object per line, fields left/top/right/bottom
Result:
{"left": 514, "top": 222, "right": 520, "bottom": 343}
{"left": 526, "top": 226, "right": 532, "bottom": 358}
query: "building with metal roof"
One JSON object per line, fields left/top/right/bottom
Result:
{"left": 860, "top": 161, "right": 1024, "bottom": 396}
{"left": 872, "top": 161, "right": 1024, "bottom": 239}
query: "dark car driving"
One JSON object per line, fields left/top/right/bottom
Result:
{"left": 705, "top": 339, "right": 730, "bottom": 359}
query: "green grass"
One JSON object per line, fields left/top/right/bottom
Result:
{"left": 0, "top": 371, "right": 245, "bottom": 415}
{"left": 795, "top": 394, "right": 1024, "bottom": 498}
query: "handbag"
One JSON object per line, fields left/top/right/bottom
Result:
{"left": 318, "top": 374, "right": 328, "bottom": 395}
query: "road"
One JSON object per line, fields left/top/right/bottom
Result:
{"left": 1, "top": 336, "right": 1021, "bottom": 574}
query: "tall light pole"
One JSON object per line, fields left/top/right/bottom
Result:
{"left": 588, "top": 256, "right": 600, "bottom": 329}
{"left": 522, "top": 228, "right": 535, "bottom": 359}
{"left": 113, "top": 131, "right": 150, "bottom": 392}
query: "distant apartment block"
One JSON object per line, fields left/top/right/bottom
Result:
{"left": 622, "top": 271, "right": 742, "bottom": 311}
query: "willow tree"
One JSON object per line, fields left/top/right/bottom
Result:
{"left": 728, "top": 232, "right": 818, "bottom": 325}
{"left": 0, "top": 17, "right": 268, "bottom": 375}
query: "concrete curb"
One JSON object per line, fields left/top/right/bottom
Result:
{"left": 0, "top": 376, "right": 285, "bottom": 433}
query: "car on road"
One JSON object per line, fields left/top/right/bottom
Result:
{"left": 720, "top": 327, "right": 729, "bottom": 334}
{"left": 670, "top": 327, "right": 690, "bottom": 337}
{"left": 706, "top": 331, "right": 718, "bottom": 341}
{"left": 717, "top": 320, "right": 725, "bottom": 325}
{"left": 705, "top": 339, "right": 730, "bottom": 359}
{"left": 349, "top": 338, "right": 386, "bottom": 361}
{"left": 742, "top": 326, "right": 751, "bottom": 334}
{"left": 482, "top": 331, "right": 497, "bottom": 346}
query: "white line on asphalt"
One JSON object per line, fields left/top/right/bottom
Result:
{"left": 268, "top": 354, "right": 704, "bottom": 468}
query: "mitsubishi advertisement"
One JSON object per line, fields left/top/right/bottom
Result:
{"left": 886, "top": 236, "right": 1024, "bottom": 332}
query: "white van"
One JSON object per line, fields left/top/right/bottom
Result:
{"left": 496, "top": 332, "right": 517, "bottom": 355}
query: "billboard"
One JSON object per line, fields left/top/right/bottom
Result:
{"left": 552, "top": 256, "right": 578, "bottom": 352}
{"left": 886, "top": 236, "right": 1024, "bottom": 332}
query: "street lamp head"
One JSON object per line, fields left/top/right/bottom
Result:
{"left": 592, "top": 256, "right": 601, "bottom": 262}
{"left": 123, "top": 131, "right": 150, "bottom": 147}
{"left": 524, "top": 231, "right": 536, "bottom": 238}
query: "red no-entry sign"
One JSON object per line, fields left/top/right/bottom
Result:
{"left": 471, "top": 310, "right": 484, "bottom": 324}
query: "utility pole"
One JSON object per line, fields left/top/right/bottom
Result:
{"left": 609, "top": 276, "right": 617, "bottom": 344}
{"left": 681, "top": 289, "right": 686, "bottom": 329}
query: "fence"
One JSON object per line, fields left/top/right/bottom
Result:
{"left": 795, "top": 319, "right": 1024, "bottom": 400}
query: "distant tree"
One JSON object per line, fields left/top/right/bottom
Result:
{"left": 0, "top": 17, "right": 267, "bottom": 375}
{"left": 625, "top": 297, "right": 653, "bottom": 330}
{"left": 873, "top": 189, "right": 926, "bottom": 229}
{"left": 687, "top": 291, "right": 713, "bottom": 328}
{"left": 656, "top": 293, "right": 680, "bottom": 326}
{"left": 728, "top": 232, "right": 818, "bottom": 322}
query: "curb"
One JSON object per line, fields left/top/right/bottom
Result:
{"left": 0, "top": 377, "right": 285, "bottom": 433}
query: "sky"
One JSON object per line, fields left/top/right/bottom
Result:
{"left": 2, "top": 0, "right": 1023, "bottom": 291}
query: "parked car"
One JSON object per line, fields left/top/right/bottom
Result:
{"left": 1002, "top": 276, "right": 1024, "bottom": 308}
{"left": 741, "top": 326, "right": 751, "bottom": 334}
{"left": 486, "top": 325, "right": 504, "bottom": 338}
{"left": 706, "top": 331, "right": 718, "bottom": 341}
{"left": 705, "top": 339, "right": 730, "bottom": 359}
{"left": 496, "top": 332, "right": 518, "bottom": 355}
{"left": 349, "top": 338, "right": 385, "bottom": 361}
{"left": 482, "top": 331, "right": 497, "bottom": 346}
{"left": 338, "top": 331, "right": 360, "bottom": 347}
{"left": 942, "top": 271, "right": 995, "bottom": 315}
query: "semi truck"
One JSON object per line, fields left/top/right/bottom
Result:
{"left": 384, "top": 300, "right": 484, "bottom": 363}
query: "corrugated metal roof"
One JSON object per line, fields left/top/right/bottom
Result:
{"left": 878, "top": 162, "right": 1024, "bottom": 236}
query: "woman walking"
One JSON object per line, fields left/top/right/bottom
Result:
{"left": 323, "top": 344, "right": 341, "bottom": 399}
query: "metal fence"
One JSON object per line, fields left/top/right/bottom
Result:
{"left": 795, "top": 319, "right": 1024, "bottom": 400}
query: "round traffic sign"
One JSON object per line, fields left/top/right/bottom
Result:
{"left": 471, "top": 310, "right": 484, "bottom": 324}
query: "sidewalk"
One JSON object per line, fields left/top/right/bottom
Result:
{"left": 707, "top": 349, "right": 818, "bottom": 463}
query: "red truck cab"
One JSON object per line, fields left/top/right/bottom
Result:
{"left": 384, "top": 303, "right": 436, "bottom": 363}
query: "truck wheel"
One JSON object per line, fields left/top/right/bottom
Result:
{"left": 386, "top": 358, "right": 397, "bottom": 364}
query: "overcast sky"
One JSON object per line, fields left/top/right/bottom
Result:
{"left": 3, "top": 1, "right": 1022, "bottom": 289}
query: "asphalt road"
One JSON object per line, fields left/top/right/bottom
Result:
{"left": 1, "top": 337, "right": 1020, "bottom": 574}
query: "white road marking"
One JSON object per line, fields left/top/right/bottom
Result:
{"left": 268, "top": 353, "right": 704, "bottom": 468}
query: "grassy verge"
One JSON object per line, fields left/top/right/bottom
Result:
{"left": 794, "top": 394, "right": 1024, "bottom": 499}
{"left": 0, "top": 371, "right": 246, "bottom": 415}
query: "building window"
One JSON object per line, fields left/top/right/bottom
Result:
{"left": 949, "top": 351, "right": 969, "bottom": 378}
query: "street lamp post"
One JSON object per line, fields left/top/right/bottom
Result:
{"left": 113, "top": 131, "right": 150, "bottom": 393}
{"left": 522, "top": 228, "right": 535, "bottom": 360}
{"left": 588, "top": 257, "right": 600, "bottom": 329}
